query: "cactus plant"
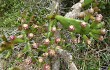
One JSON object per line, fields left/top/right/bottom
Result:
{"left": 0, "top": 0, "right": 109, "bottom": 70}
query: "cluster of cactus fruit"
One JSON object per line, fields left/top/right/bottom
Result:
{"left": 48, "top": 10, "right": 106, "bottom": 45}
{"left": 0, "top": 3, "right": 106, "bottom": 70}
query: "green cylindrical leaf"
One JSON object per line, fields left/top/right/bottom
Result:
{"left": 91, "top": 29, "right": 100, "bottom": 34}
{"left": 90, "top": 22, "right": 98, "bottom": 28}
{"left": 81, "top": 23, "right": 90, "bottom": 34}
{"left": 89, "top": 32, "right": 99, "bottom": 40}
{"left": 5, "top": 49, "right": 12, "bottom": 59}
{"left": 13, "top": 38, "right": 25, "bottom": 44}
{"left": 55, "top": 15, "right": 82, "bottom": 33}
{"left": 82, "top": 0, "right": 94, "bottom": 7}
{"left": 90, "top": 22, "right": 104, "bottom": 29}
{"left": 83, "top": 35, "right": 88, "bottom": 41}
{"left": 96, "top": 22, "right": 104, "bottom": 28}
{"left": 47, "top": 19, "right": 57, "bottom": 38}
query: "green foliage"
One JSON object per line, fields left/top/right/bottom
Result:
{"left": 0, "top": 0, "right": 49, "bottom": 27}
{"left": 0, "top": 0, "right": 24, "bottom": 27}
{"left": 82, "top": 0, "right": 94, "bottom": 7}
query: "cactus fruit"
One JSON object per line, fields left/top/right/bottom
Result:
{"left": 51, "top": 26, "right": 57, "bottom": 32}
{"left": 100, "top": 29, "right": 106, "bottom": 35}
{"left": 95, "top": 14, "right": 103, "bottom": 22}
{"left": 28, "top": 33, "right": 34, "bottom": 39}
{"left": 95, "top": 17, "right": 102, "bottom": 22}
{"left": 96, "top": 14, "right": 103, "bottom": 19}
{"left": 48, "top": 49, "right": 56, "bottom": 56}
{"left": 80, "top": 22, "right": 87, "bottom": 28}
{"left": 42, "top": 52, "right": 48, "bottom": 57}
{"left": 98, "top": 36, "right": 104, "bottom": 41}
{"left": 43, "top": 64, "right": 51, "bottom": 70}
{"left": 56, "top": 46, "right": 61, "bottom": 50}
{"left": 38, "top": 57, "right": 43, "bottom": 63}
{"left": 44, "top": 39, "right": 50, "bottom": 45}
{"left": 55, "top": 38, "right": 61, "bottom": 44}
{"left": 33, "top": 24, "right": 39, "bottom": 29}
{"left": 32, "top": 42, "right": 39, "bottom": 49}
{"left": 78, "top": 12, "right": 85, "bottom": 18}
{"left": 68, "top": 25, "right": 75, "bottom": 32}
{"left": 9, "top": 35, "right": 16, "bottom": 40}
{"left": 22, "top": 24, "right": 29, "bottom": 29}
{"left": 88, "top": 8, "right": 94, "bottom": 14}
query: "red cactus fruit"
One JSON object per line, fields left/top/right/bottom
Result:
{"left": 95, "top": 17, "right": 102, "bottom": 22}
{"left": 48, "top": 49, "right": 56, "bottom": 56}
{"left": 96, "top": 14, "right": 103, "bottom": 18}
{"left": 95, "top": 14, "right": 103, "bottom": 22}
{"left": 10, "top": 35, "right": 16, "bottom": 40}
{"left": 43, "top": 64, "right": 51, "bottom": 70}
{"left": 32, "top": 42, "right": 39, "bottom": 49}
{"left": 44, "top": 39, "right": 50, "bottom": 45}
{"left": 81, "top": 22, "right": 87, "bottom": 28}
{"left": 69, "top": 25, "right": 75, "bottom": 31}
{"left": 55, "top": 38, "right": 61, "bottom": 44}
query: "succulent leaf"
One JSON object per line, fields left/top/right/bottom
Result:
{"left": 55, "top": 15, "right": 82, "bottom": 33}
